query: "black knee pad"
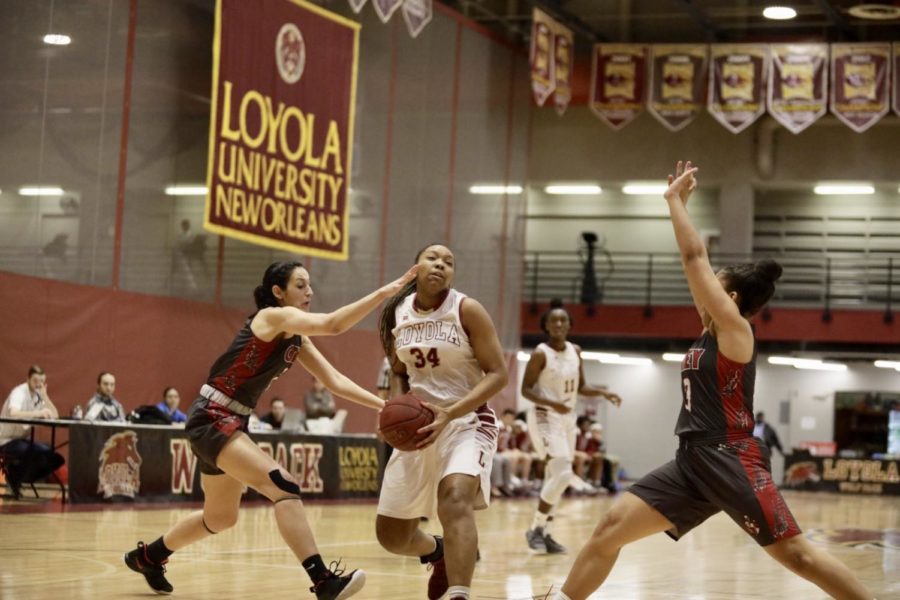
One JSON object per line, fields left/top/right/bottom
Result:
{"left": 269, "top": 469, "right": 301, "bottom": 501}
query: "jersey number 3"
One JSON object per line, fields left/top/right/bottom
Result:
{"left": 682, "top": 377, "right": 692, "bottom": 412}
{"left": 410, "top": 347, "right": 441, "bottom": 368}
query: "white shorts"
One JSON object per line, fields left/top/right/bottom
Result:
{"left": 527, "top": 408, "right": 576, "bottom": 461}
{"left": 377, "top": 408, "right": 498, "bottom": 520}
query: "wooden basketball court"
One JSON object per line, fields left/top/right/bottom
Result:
{"left": 0, "top": 490, "right": 895, "bottom": 599}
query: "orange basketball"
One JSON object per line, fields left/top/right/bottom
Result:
{"left": 378, "top": 392, "right": 435, "bottom": 451}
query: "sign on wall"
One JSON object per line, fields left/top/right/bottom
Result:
{"left": 589, "top": 44, "right": 648, "bottom": 130}
{"left": 767, "top": 44, "right": 828, "bottom": 134}
{"left": 830, "top": 43, "right": 891, "bottom": 133}
{"left": 647, "top": 45, "right": 707, "bottom": 132}
{"left": 204, "top": 0, "right": 359, "bottom": 260}
{"left": 708, "top": 44, "right": 769, "bottom": 134}
{"left": 530, "top": 8, "right": 557, "bottom": 107}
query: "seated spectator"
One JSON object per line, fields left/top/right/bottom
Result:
{"left": 573, "top": 415, "right": 594, "bottom": 480}
{"left": 585, "top": 422, "right": 619, "bottom": 493}
{"left": 84, "top": 372, "right": 126, "bottom": 422}
{"left": 511, "top": 418, "right": 543, "bottom": 490}
{"left": 304, "top": 377, "right": 336, "bottom": 419}
{"left": 156, "top": 387, "right": 187, "bottom": 424}
{"left": 260, "top": 397, "right": 286, "bottom": 430}
{"left": 0, "top": 365, "right": 65, "bottom": 497}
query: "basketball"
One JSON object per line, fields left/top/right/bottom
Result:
{"left": 378, "top": 392, "right": 434, "bottom": 451}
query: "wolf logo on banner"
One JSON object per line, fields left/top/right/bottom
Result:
{"left": 530, "top": 8, "right": 556, "bottom": 106}
{"left": 590, "top": 44, "right": 647, "bottom": 130}
{"left": 205, "top": 0, "right": 359, "bottom": 260}
{"left": 708, "top": 44, "right": 769, "bottom": 134}
{"left": 98, "top": 431, "right": 142, "bottom": 499}
{"left": 648, "top": 45, "right": 707, "bottom": 131}
{"left": 553, "top": 25, "right": 574, "bottom": 115}
{"left": 831, "top": 43, "right": 891, "bottom": 133}
{"left": 402, "top": 0, "right": 432, "bottom": 38}
{"left": 767, "top": 44, "right": 828, "bottom": 134}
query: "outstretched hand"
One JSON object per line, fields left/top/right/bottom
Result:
{"left": 664, "top": 160, "right": 698, "bottom": 207}
{"left": 382, "top": 265, "right": 419, "bottom": 297}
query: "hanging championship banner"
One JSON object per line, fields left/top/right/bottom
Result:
{"left": 402, "top": 0, "right": 432, "bottom": 38}
{"left": 204, "top": 0, "right": 359, "bottom": 260}
{"left": 647, "top": 45, "right": 707, "bottom": 132}
{"left": 589, "top": 44, "right": 647, "bottom": 130}
{"left": 767, "top": 44, "right": 828, "bottom": 134}
{"left": 530, "top": 8, "right": 556, "bottom": 106}
{"left": 708, "top": 44, "right": 769, "bottom": 134}
{"left": 553, "top": 25, "right": 574, "bottom": 115}
{"left": 347, "top": 0, "right": 367, "bottom": 13}
{"left": 831, "top": 43, "right": 891, "bottom": 133}
{"left": 892, "top": 43, "right": 900, "bottom": 117}
{"left": 373, "top": 0, "right": 403, "bottom": 23}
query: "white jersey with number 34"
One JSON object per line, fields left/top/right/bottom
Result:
{"left": 392, "top": 289, "right": 483, "bottom": 409}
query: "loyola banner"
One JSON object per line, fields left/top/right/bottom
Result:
{"left": 831, "top": 43, "right": 891, "bottom": 133}
{"left": 204, "top": 0, "right": 359, "bottom": 260}
{"left": 768, "top": 44, "right": 828, "bottom": 134}
{"left": 590, "top": 44, "right": 647, "bottom": 130}
{"left": 530, "top": 8, "right": 556, "bottom": 106}
{"left": 553, "top": 25, "right": 574, "bottom": 115}
{"left": 648, "top": 45, "right": 707, "bottom": 132}
{"left": 708, "top": 44, "right": 769, "bottom": 134}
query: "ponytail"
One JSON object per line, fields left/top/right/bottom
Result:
{"left": 254, "top": 261, "right": 304, "bottom": 309}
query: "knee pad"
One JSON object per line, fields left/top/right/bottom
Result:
{"left": 269, "top": 469, "right": 301, "bottom": 502}
{"left": 540, "top": 457, "right": 573, "bottom": 506}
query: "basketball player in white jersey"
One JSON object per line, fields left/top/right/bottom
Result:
{"left": 523, "top": 300, "right": 622, "bottom": 554}
{"left": 375, "top": 244, "right": 508, "bottom": 600}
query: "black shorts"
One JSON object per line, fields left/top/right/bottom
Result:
{"left": 628, "top": 436, "right": 801, "bottom": 546}
{"left": 185, "top": 397, "right": 251, "bottom": 475}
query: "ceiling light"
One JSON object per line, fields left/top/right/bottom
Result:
{"left": 813, "top": 183, "right": 875, "bottom": 195}
{"left": 469, "top": 184, "right": 523, "bottom": 195}
{"left": 165, "top": 185, "right": 208, "bottom": 196}
{"left": 662, "top": 353, "right": 685, "bottom": 362}
{"left": 874, "top": 360, "right": 900, "bottom": 370}
{"left": 763, "top": 6, "right": 797, "bottom": 20}
{"left": 768, "top": 356, "right": 847, "bottom": 371}
{"left": 622, "top": 183, "right": 668, "bottom": 195}
{"left": 19, "top": 186, "right": 64, "bottom": 196}
{"left": 581, "top": 351, "right": 653, "bottom": 366}
{"left": 544, "top": 184, "right": 602, "bottom": 195}
{"left": 43, "top": 33, "right": 72, "bottom": 46}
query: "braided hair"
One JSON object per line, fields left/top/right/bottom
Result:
{"left": 719, "top": 258, "right": 783, "bottom": 317}
{"left": 378, "top": 244, "right": 444, "bottom": 358}
{"left": 253, "top": 261, "right": 304, "bottom": 309}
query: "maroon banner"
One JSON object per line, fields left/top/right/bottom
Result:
{"left": 204, "top": 0, "right": 358, "bottom": 260}
{"left": 830, "top": 43, "right": 891, "bottom": 133}
{"left": 589, "top": 44, "right": 647, "bottom": 130}
{"left": 553, "top": 25, "right": 574, "bottom": 116}
{"left": 893, "top": 43, "right": 900, "bottom": 117}
{"left": 402, "top": 0, "right": 432, "bottom": 38}
{"left": 530, "top": 8, "right": 556, "bottom": 106}
{"left": 373, "top": 0, "right": 403, "bottom": 22}
{"left": 708, "top": 44, "right": 769, "bottom": 134}
{"left": 347, "top": 0, "right": 367, "bottom": 13}
{"left": 767, "top": 44, "right": 828, "bottom": 134}
{"left": 648, "top": 45, "right": 707, "bottom": 132}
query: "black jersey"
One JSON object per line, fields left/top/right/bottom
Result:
{"left": 674, "top": 329, "right": 755, "bottom": 441}
{"left": 206, "top": 318, "right": 302, "bottom": 411}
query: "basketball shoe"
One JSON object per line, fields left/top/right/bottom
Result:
{"left": 526, "top": 527, "right": 547, "bottom": 553}
{"left": 123, "top": 541, "right": 173, "bottom": 594}
{"left": 426, "top": 536, "right": 448, "bottom": 600}
{"left": 543, "top": 533, "right": 567, "bottom": 554}
{"left": 309, "top": 560, "right": 366, "bottom": 600}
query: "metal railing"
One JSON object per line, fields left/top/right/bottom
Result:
{"left": 524, "top": 251, "right": 899, "bottom": 317}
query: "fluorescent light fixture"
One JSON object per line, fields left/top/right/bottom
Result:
{"left": 19, "top": 186, "right": 64, "bottom": 196}
{"left": 581, "top": 351, "right": 653, "bottom": 366}
{"left": 768, "top": 356, "right": 847, "bottom": 371}
{"left": 43, "top": 33, "right": 72, "bottom": 46}
{"left": 813, "top": 183, "right": 875, "bottom": 195}
{"left": 662, "top": 353, "right": 685, "bottom": 362}
{"left": 517, "top": 351, "right": 530, "bottom": 362}
{"left": 544, "top": 184, "right": 602, "bottom": 195}
{"left": 622, "top": 182, "right": 668, "bottom": 196}
{"left": 762, "top": 6, "right": 797, "bottom": 20}
{"left": 468, "top": 184, "right": 523, "bottom": 195}
{"left": 874, "top": 360, "right": 900, "bottom": 370}
{"left": 165, "top": 185, "right": 208, "bottom": 196}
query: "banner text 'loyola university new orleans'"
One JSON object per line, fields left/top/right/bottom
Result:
{"left": 205, "top": 0, "right": 359, "bottom": 260}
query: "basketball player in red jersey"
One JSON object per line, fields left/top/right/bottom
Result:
{"left": 554, "top": 163, "right": 873, "bottom": 600}
{"left": 375, "top": 244, "right": 508, "bottom": 600}
{"left": 123, "top": 260, "right": 417, "bottom": 600}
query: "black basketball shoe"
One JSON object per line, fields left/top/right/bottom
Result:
{"left": 124, "top": 541, "right": 173, "bottom": 594}
{"left": 309, "top": 560, "right": 366, "bottom": 600}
